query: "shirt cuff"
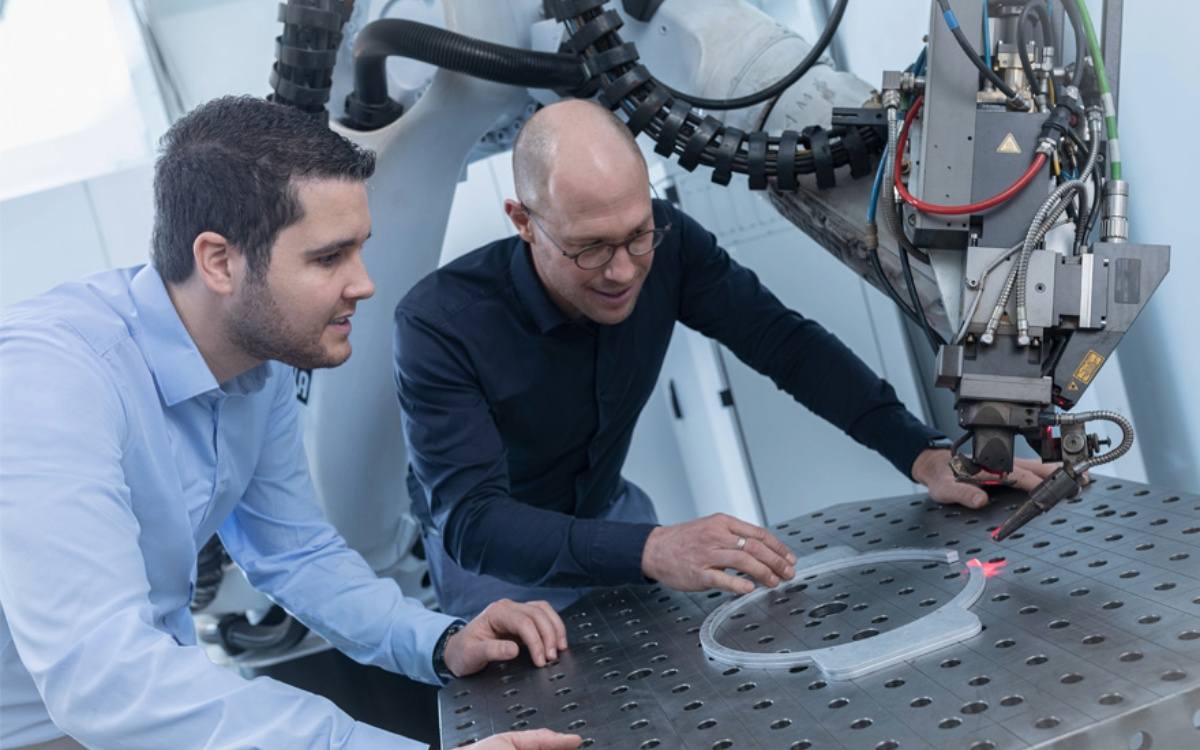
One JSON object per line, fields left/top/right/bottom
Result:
{"left": 578, "top": 519, "right": 657, "bottom": 586}
{"left": 853, "top": 407, "right": 945, "bottom": 481}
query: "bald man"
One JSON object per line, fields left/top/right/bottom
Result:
{"left": 392, "top": 99, "right": 1055, "bottom": 618}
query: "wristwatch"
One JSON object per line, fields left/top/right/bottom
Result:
{"left": 432, "top": 621, "right": 466, "bottom": 682}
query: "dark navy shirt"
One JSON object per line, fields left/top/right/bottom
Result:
{"left": 394, "top": 200, "right": 941, "bottom": 589}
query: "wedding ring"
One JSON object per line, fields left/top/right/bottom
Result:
{"left": 734, "top": 535, "right": 748, "bottom": 551}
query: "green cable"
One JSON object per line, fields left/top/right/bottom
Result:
{"left": 1073, "top": 0, "right": 1121, "bottom": 180}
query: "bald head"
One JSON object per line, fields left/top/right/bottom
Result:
{"left": 513, "top": 100, "right": 648, "bottom": 214}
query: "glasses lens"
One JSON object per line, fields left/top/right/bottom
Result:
{"left": 575, "top": 245, "right": 615, "bottom": 270}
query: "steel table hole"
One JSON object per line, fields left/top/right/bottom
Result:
{"left": 871, "top": 615, "right": 889, "bottom": 624}
{"left": 1139, "top": 615, "right": 1161, "bottom": 624}
{"left": 970, "top": 743, "right": 997, "bottom": 750}
{"left": 697, "top": 719, "right": 718, "bottom": 730}
{"left": 829, "top": 697, "right": 849, "bottom": 709}
{"left": 639, "top": 741, "right": 660, "bottom": 750}
{"left": 712, "top": 741, "right": 733, "bottom": 750}
{"left": 671, "top": 683, "right": 691, "bottom": 694}
{"left": 453, "top": 705, "right": 472, "bottom": 714}
{"left": 554, "top": 687, "right": 572, "bottom": 697}
{"left": 791, "top": 742, "right": 812, "bottom": 750}
{"left": 1035, "top": 716, "right": 1061, "bottom": 729}
{"left": 502, "top": 688, "right": 519, "bottom": 697}
{"left": 1162, "top": 669, "right": 1187, "bottom": 681}
{"left": 962, "top": 701, "right": 988, "bottom": 714}
{"left": 452, "top": 690, "right": 470, "bottom": 699}
{"left": 1061, "top": 673, "right": 1084, "bottom": 684}
{"left": 620, "top": 701, "right": 640, "bottom": 713}
{"left": 1027, "top": 654, "right": 1048, "bottom": 666}
{"left": 754, "top": 699, "right": 773, "bottom": 710}
{"left": 939, "top": 717, "right": 962, "bottom": 729}
{"left": 1099, "top": 693, "right": 1125, "bottom": 705}
{"left": 850, "top": 718, "right": 872, "bottom": 729}
{"left": 1179, "top": 630, "right": 1200, "bottom": 641}
{"left": 1070, "top": 588, "right": 1090, "bottom": 597}
{"left": 1001, "top": 695, "right": 1025, "bottom": 707}
{"left": 683, "top": 700, "right": 703, "bottom": 711}
{"left": 809, "top": 602, "right": 847, "bottom": 618}
{"left": 736, "top": 682, "right": 757, "bottom": 692}
{"left": 1049, "top": 620, "right": 1070, "bottom": 629}
{"left": 877, "top": 742, "right": 900, "bottom": 750}
{"left": 885, "top": 678, "right": 905, "bottom": 688}
{"left": 995, "top": 638, "right": 1017, "bottom": 648}
{"left": 630, "top": 718, "right": 650, "bottom": 730}
{"left": 968, "top": 676, "right": 991, "bottom": 686}
{"left": 941, "top": 658, "right": 961, "bottom": 668}
{"left": 1020, "top": 606, "right": 1039, "bottom": 615}
{"left": 509, "top": 720, "right": 528, "bottom": 731}
{"left": 455, "top": 720, "right": 475, "bottom": 731}
{"left": 911, "top": 697, "right": 933, "bottom": 708}
{"left": 809, "top": 680, "right": 827, "bottom": 690}
{"left": 1103, "top": 600, "right": 1124, "bottom": 610}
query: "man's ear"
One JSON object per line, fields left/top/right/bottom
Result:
{"left": 504, "top": 199, "right": 536, "bottom": 245}
{"left": 192, "top": 231, "right": 242, "bottom": 296}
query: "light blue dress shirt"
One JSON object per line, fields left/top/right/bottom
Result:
{"left": 0, "top": 266, "right": 455, "bottom": 749}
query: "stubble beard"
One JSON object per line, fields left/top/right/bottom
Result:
{"left": 228, "top": 277, "right": 348, "bottom": 371}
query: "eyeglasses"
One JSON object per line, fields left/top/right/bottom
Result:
{"left": 522, "top": 204, "right": 671, "bottom": 271}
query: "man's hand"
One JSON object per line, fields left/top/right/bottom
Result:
{"left": 911, "top": 448, "right": 1090, "bottom": 509}
{"left": 642, "top": 513, "right": 797, "bottom": 595}
{"left": 474, "top": 729, "right": 581, "bottom": 749}
{"left": 443, "top": 599, "right": 567, "bottom": 677}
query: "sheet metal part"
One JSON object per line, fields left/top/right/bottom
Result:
{"left": 439, "top": 476, "right": 1200, "bottom": 749}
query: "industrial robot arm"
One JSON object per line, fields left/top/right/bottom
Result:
{"left": 267, "top": 0, "right": 1168, "bottom": 552}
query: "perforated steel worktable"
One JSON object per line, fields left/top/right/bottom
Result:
{"left": 439, "top": 477, "right": 1200, "bottom": 749}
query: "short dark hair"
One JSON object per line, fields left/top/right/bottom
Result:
{"left": 151, "top": 95, "right": 376, "bottom": 283}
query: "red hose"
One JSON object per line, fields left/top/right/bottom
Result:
{"left": 895, "top": 96, "right": 1047, "bottom": 216}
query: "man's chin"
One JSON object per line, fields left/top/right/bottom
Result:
{"left": 281, "top": 344, "right": 352, "bottom": 371}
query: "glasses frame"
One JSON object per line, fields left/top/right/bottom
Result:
{"left": 521, "top": 198, "right": 672, "bottom": 271}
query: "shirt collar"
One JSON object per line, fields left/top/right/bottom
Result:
{"left": 130, "top": 265, "right": 270, "bottom": 406}
{"left": 509, "top": 238, "right": 579, "bottom": 335}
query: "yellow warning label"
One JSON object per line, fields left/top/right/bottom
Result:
{"left": 997, "top": 133, "right": 1022, "bottom": 154}
{"left": 1072, "top": 350, "right": 1106, "bottom": 385}
{"left": 1067, "top": 380, "right": 1080, "bottom": 392}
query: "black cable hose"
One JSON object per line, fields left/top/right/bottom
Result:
{"left": 270, "top": 0, "right": 353, "bottom": 117}
{"left": 352, "top": 19, "right": 590, "bottom": 106}
{"left": 867, "top": 240, "right": 924, "bottom": 327}
{"left": 652, "top": 0, "right": 850, "bottom": 111}
{"left": 1018, "top": 0, "right": 1051, "bottom": 97}
{"left": 1060, "top": 0, "right": 1085, "bottom": 88}
{"left": 935, "top": 0, "right": 1025, "bottom": 106}
{"left": 559, "top": 4, "right": 882, "bottom": 187}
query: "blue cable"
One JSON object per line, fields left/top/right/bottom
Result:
{"left": 868, "top": 143, "right": 887, "bottom": 222}
{"left": 982, "top": 0, "right": 992, "bottom": 71}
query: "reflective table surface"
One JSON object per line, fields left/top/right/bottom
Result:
{"left": 439, "top": 477, "right": 1200, "bottom": 749}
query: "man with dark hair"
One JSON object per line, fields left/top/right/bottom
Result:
{"left": 0, "top": 96, "right": 578, "bottom": 750}
{"left": 393, "top": 99, "right": 1057, "bottom": 619}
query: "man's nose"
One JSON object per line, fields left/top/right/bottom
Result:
{"left": 603, "top": 244, "right": 638, "bottom": 284}
{"left": 345, "top": 255, "right": 376, "bottom": 301}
